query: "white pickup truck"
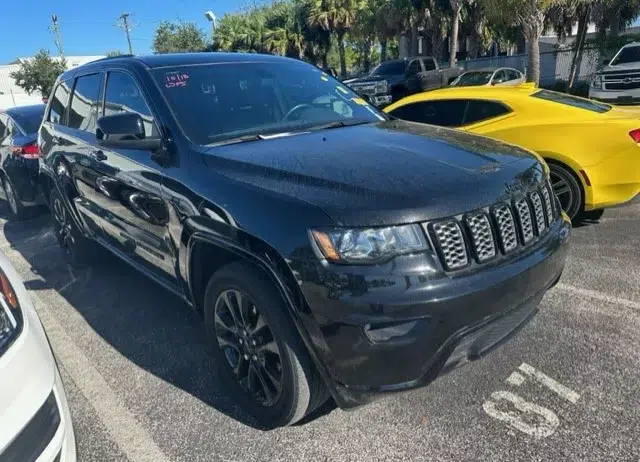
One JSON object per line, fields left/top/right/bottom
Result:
{"left": 590, "top": 42, "right": 640, "bottom": 105}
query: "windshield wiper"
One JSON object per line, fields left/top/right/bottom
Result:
{"left": 307, "top": 119, "right": 373, "bottom": 132}
{"left": 207, "top": 134, "right": 267, "bottom": 147}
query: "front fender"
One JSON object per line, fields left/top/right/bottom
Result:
{"left": 182, "top": 218, "right": 345, "bottom": 407}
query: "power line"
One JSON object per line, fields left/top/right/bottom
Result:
{"left": 117, "top": 12, "right": 135, "bottom": 55}
{"left": 50, "top": 13, "right": 65, "bottom": 59}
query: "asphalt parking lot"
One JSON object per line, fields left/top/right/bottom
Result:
{"left": 1, "top": 201, "right": 639, "bottom": 462}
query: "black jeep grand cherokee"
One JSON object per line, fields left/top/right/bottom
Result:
{"left": 38, "top": 53, "right": 570, "bottom": 428}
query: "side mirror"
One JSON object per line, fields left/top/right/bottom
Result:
{"left": 96, "top": 113, "right": 161, "bottom": 150}
{"left": 602, "top": 58, "right": 611, "bottom": 66}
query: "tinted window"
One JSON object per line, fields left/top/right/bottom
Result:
{"left": 152, "top": 62, "right": 383, "bottom": 145}
{"left": 370, "top": 61, "right": 406, "bottom": 76}
{"left": 49, "top": 81, "right": 71, "bottom": 124}
{"left": 407, "top": 60, "right": 422, "bottom": 75}
{"left": 453, "top": 72, "right": 493, "bottom": 86}
{"left": 532, "top": 89, "right": 611, "bottom": 113}
{"left": 11, "top": 108, "right": 45, "bottom": 134}
{"left": 464, "top": 100, "right": 511, "bottom": 125}
{"left": 611, "top": 46, "right": 640, "bottom": 65}
{"left": 389, "top": 100, "right": 468, "bottom": 127}
{"left": 69, "top": 73, "right": 103, "bottom": 132}
{"left": 104, "top": 72, "right": 157, "bottom": 137}
{"left": 422, "top": 59, "right": 436, "bottom": 71}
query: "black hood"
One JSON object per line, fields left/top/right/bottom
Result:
{"left": 200, "top": 120, "right": 544, "bottom": 226}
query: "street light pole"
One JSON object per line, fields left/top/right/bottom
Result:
{"left": 204, "top": 11, "right": 217, "bottom": 46}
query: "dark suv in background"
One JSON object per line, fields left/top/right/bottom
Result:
{"left": 346, "top": 57, "right": 463, "bottom": 107}
{"left": 38, "top": 53, "right": 570, "bottom": 428}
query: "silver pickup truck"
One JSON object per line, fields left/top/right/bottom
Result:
{"left": 346, "top": 57, "right": 463, "bottom": 107}
{"left": 589, "top": 42, "right": 640, "bottom": 105}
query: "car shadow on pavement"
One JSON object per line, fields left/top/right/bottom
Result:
{"left": 0, "top": 204, "right": 336, "bottom": 430}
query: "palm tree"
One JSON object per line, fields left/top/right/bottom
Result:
{"left": 265, "top": 2, "right": 306, "bottom": 58}
{"left": 308, "top": 0, "right": 357, "bottom": 77}
{"left": 352, "top": 0, "right": 379, "bottom": 72}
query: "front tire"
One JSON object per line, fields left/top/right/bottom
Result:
{"left": 204, "top": 261, "right": 328, "bottom": 428}
{"left": 548, "top": 162, "right": 583, "bottom": 222}
{"left": 580, "top": 208, "right": 604, "bottom": 221}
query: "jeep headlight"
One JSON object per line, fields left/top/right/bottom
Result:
{"left": 311, "top": 225, "right": 428, "bottom": 263}
{"left": 376, "top": 80, "right": 389, "bottom": 94}
{"left": 0, "top": 269, "right": 22, "bottom": 355}
{"left": 592, "top": 74, "right": 603, "bottom": 88}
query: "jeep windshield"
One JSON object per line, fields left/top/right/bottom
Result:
{"left": 152, "top": 61, "right": 384, "bottom": 145}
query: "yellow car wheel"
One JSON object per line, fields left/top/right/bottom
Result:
{"left": 548, "top": 162, "right": 583, "bottom": 221}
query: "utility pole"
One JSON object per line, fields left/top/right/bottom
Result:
{"left": 50, "top": 14, "right": 65, "bottom": 59}
{"left": 117, "top": 13, "right": 134, "bottom": 55}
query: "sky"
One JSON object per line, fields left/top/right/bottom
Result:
{"left": 2, "top": 1, "right": 640, "bottom": 64}
{"left": 0, "top": 0, "right": 246, "bottom": 63}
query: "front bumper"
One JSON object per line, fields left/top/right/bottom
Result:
{"left": 589, "top": 87, "right": 640, "bottom": 105}
{"left": 296, "top": 216, "right": 570, "bottom": 408}
{"left": 0, "top": 253, "right": 76, "bottom": 461}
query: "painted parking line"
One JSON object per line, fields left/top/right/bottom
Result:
{"left": 554, "top": 283, "right": 640, "bottom": 312}
{"left": 32, "top": 293, "right": 170, "bottom": 462}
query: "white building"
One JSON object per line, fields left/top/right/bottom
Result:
{"left": 0, "top": 55, "right": 104, "bottom": 110}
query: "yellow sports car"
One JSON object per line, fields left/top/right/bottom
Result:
{"left": 384, "top": 84, "right": 640, "bottom": 221}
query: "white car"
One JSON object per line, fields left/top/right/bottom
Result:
{"left": 450, "top": 67, "right": 525, "bottom": 87}
{"left": 0, "top": 252, "right": 76, "bottom": 461}
{"left": 589, "top": 42, "right": 640, "bottom": 104}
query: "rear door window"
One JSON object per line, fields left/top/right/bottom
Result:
{"left": 68, "top": 73, "right": 103, "bottom": 133}
{"left": 463, "top": 100, "right": 512, "bottom": 125}
{"left": 531, "top": 90, "right": 611, "bottom": 113}
{"left": 104, "top": 71, "right": 158, "bottom": 138}
{"left": 49, "top": 81, "right": 71, "bottom": 125}
{"left": 389, "top": 100, "right": 468, "bottom": 127}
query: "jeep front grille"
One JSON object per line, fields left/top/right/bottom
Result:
{"left": 465, "top": 213, "right": 496, "bottom": 262}
{"left": 494, "top": 205, "right": 518, "bottom": 253}
{"left": 432, "top": 221, "right": 468, "bottom": 270}
{"left": 530, "top": 191, "right": 546, "bottom": 233}
{"left": 428, "top": 183, "right": 557, "bottom": 272}
{"left": 515, "top": 198, "right": 534, "bottom": 243}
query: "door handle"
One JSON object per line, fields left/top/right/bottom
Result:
{"left": 90, "top": 150, "right": 107, "bottom": 161}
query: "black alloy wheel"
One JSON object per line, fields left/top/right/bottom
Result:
{"left": 204, "top": 261, "right": 328, "bottom": 428}
{"left": 51, "top": 192, "right": 75, "bottom": 263}
{"left": 548, "top": 163, "right": 583, "bottom": 221}
{"left": 213, "top": 289, "right": 284, "bottom": 407}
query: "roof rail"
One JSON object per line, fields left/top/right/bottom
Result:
{"left": 91, "top": 54, "right": 135, "bottom": 63}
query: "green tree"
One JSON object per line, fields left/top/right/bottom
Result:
{"left": 483, "top": 0, "right": 557, "bottom": 83}
{"left": 265, "top": 1, "right": 306, "bottom": 58}
{"left": 106, "top": 50, "right": 124, "bottom": 57}
{"left": 152, "top": 21, "right": 208, "bottom": 53}
{"left": 9, "top": 49, "right": 67, "bottom": 99}
{"left": 309, "top": 0, "right": 357, "bottom": 77}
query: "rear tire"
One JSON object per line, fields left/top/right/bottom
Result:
{"left": 2, "top": 177, "right": 27, "bottom": 220}
{"left": 548, "top": 162, "right": 583, "bottom": 222}
{"left": 49, "top": 188, "right": 98, "bottom": 267}
{"left": 204, "top": 261, "right": 328, "bottom": 428}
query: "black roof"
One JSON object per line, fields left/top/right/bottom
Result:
{"left": 58, "top": 52, "right": 295, "bottom": 81}
{"left": 4, "top": 104, "right": 45, "bottom": 116}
